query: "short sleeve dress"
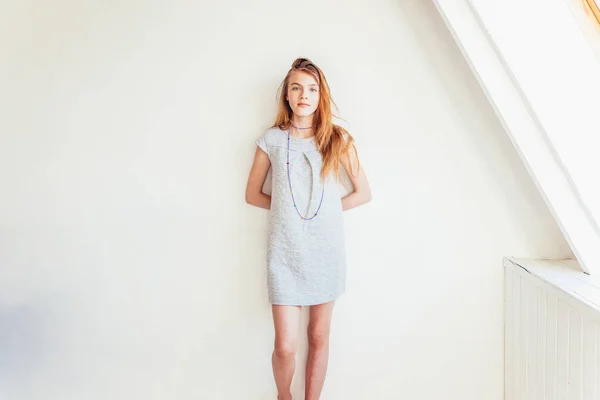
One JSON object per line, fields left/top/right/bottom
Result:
{"left": 256, "top": 127, "right": 347, "bottom": 306}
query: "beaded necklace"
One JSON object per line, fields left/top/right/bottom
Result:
{"left": 286, "top": 123, "right": 324, "bottom": 220}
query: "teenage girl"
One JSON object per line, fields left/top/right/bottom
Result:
{"left": 245, "top": 57, "right": 372, "bottom": 400}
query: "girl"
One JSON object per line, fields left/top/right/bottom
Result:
{"left": 245, "top": 57, "right": 371, "bottom": 400}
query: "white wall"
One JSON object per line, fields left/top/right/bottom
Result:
{"left": 0, "top": 0, "right": 572, "bottom": 399}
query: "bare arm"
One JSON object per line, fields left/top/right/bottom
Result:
{"left": 245, "top": 146, "right": 272, "bottom": 210}
{"left": 340, "top": 148, "right": 372, "bottom": 211}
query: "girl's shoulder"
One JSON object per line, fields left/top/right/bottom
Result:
{"left": 261, "top": 126, "right": 286, "bottom": 144}
{"left": 267, "top": 126, "right": 285, "bottom": 136}
{"left": 256, "top": 127, "right": 285, "bottom": 155}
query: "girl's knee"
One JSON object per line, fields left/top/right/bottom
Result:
{"left": 274, "top": 340, "right": 297, "bottom": 359}
{"left": 307, "top": 326, "right": 329, "bottom": 349}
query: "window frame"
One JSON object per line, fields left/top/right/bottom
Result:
{"left": 583, "top": 0, "right": 600, "bottom": 24}
{"left": 432, "top": 0, "right": 600, "bottom": 274}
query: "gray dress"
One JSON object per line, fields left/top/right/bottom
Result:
{"left": 256, "top": 127, "right": 346, "bottom": 306}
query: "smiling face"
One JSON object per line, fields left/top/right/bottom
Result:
{"left": 286, "top": 71, "right": 320, "bottom": 118}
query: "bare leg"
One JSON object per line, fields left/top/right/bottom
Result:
{"left": 271, "top": 305, "right": 301, "bottom": 400}
{"left": 305, "top": 301, "right": 335, "bottom": 400}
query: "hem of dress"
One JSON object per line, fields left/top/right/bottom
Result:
{"left": 269, "top": 291, "right": 345, "bottom": 306}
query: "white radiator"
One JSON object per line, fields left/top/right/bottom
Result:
{"left": 505, "top": 258, "right": 600, "bottom": 400}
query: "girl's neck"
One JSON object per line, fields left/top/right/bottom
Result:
{"left": 290, "top": 116, "right": 315, "bottom": 138}
{"left": 291, "top": 115, "right": 313, "bottom": 129}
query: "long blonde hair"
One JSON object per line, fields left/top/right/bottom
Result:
{"left": 272, "top": 57, "right": 360, "bottom": 182}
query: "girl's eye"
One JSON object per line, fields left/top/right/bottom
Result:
{"left": 291, "top": 86, "right": 317, "bottom": 92}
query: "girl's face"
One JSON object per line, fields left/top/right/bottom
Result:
{"left": 286, "top": 71, "right": 320, "bottom": 118}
